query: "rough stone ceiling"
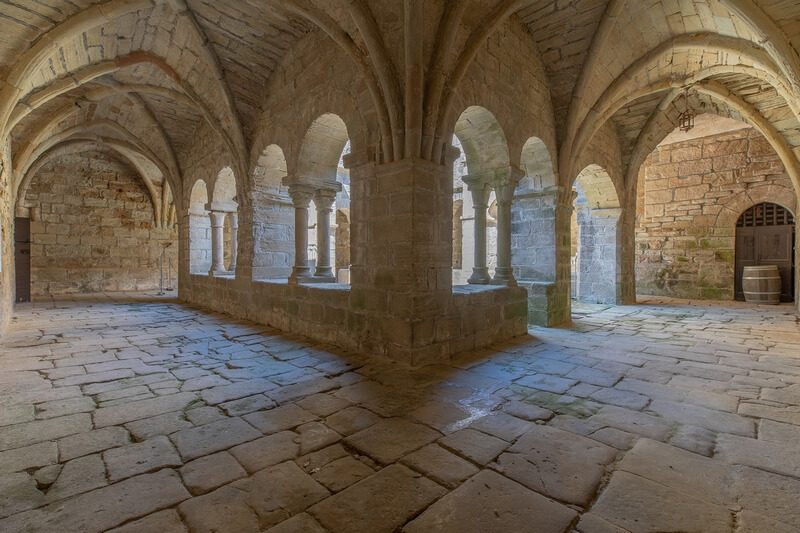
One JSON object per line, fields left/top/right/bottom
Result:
{"left": 186, "top": 0, "right": 311, "bottom": 134}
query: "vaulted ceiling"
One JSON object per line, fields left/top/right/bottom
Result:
{"left": 1, "top": 0, "right": 798, "bottom": 212}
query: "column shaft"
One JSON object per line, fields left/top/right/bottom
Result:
{"left": 288, "top": 187, "right": 314, "bottom": 283}
{"left": 229, "top": 212, "right": 239, "bottom": 272}
{"left": 468, "top": 185, "right": 491, "bottom": 284}
{"left": 208, "top": 211, "right": 226, "bottom": 276}
{"left": 314, "top": 192, "right": 336, "bottom": 280}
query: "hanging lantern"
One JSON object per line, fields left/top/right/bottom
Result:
{"left": 677, "top": 87, "right": 695, "bottom": 132}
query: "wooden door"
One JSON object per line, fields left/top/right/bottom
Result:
{"left": 14, "top": 217, "right": 31, "bottom": 303}
{"left": 757, "top": 225, "right": 794, "bottom": 301}
{"left": 735, "top": 203, "right": 795, "bottom": 302}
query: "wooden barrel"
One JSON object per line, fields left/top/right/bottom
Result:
{"left": 743, "top": 265, "right": 782, "bottom": 305}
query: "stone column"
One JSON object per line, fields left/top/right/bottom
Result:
{"left": 288, "top": 185, "right": 314, "bottom": 284}
{"left": 208, "top": 210, "right": 227, "bottom": 276}
{"left": 313, "top": 189, "right": 336, "bottom": 281}
{"left": 553, "top": 188, "right": 577, "bottom": 325}
{"left": 463, "top": 175, "right": 491, "bottom": 284}
{"left": 228, "top": 212, "right": 239, "bottom": 272}
{"left": 492, "top": 170, "right": 521, "bottom": 286}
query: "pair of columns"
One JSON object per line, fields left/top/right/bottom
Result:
{"left": 208, "top": 210, "right": 238, "bottom": 276}
{"left": 287, "top": 183, "right": 341, "bottom": 284}
{"left": 462, "top": 169, "right": 521, "bottom": 286}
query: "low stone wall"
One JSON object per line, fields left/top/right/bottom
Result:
{"left": 636, "top": 127, "right": 794, "bottom": 300}
{"left": 183, "top": 275, "right": 528, "bottom": 366}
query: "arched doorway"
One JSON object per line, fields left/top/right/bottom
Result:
{"left": 735, "top": 203, "right": 795, "bottom": 302}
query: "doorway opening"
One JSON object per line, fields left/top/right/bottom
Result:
{"left": 735, "top": 202, "right": 795, "bottom": 302}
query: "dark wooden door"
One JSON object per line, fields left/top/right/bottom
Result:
{"left": 14, "top": 217, "right": 31, "bottom": 303}
{"left": 735, "top": 203, "right": 795, "bottom": 302}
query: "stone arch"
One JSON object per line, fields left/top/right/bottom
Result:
{"left": 211, "top": 167, "right": 238, "bottom": 209}
{"left": 450, "top": 106, "right": 510, "bottom": 285}
{"left": 209, "top": 167, "right": 239, "bottom": 273}
{"left": 297, "top": 114, "right": 350, "bottom": 183}
{"left": 573, "top": 164, "right": 622, "bottom": 304}
{"left": 252, "top": 144, "right": 294, "bottom": 280}
{"left": 453, "top": 106, "right": 510, "bottom": 175}
{"left": 188, "top": 179, "right": 211, "bottom": 275}
{"left": 519, "top": 137, "right": 557, "bottom": 192}
{"left": 292, "top": 114, "right": 352, "bottom": 283}
{"left": 716, "top": 184, "right": 798, "bottom": 232}
{"left": 513, "top": 137, "right": 560, "bottom": 284}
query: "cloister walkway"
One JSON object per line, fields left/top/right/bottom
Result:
{"left": 0, "top": 294, "right": 799, "bottom": 532}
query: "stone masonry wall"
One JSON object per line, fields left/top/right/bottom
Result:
{"left": 636, "top": 127, "right": 793, "bottom": 300}
{"left": 24, "top": 152, "right": 177, "bottom": 296}
{"left": 0, "top": 141, "right": 13, "bottom": 330}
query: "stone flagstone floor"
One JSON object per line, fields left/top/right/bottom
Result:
{"left": 1, "top": 293, "right": 800, "bottom": 532}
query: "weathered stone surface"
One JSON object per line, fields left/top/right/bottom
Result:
{"left": 125, "top": 411, "right": 193, "bottom": 440}
{"left": 0, "top": 470, "right": 190, "bottom": 533}
{"left": 309, "top": 464, "right": 445, "bottom": 533}
{"left": 103, "top": 436, "right": 182, "bottom": 482}
{"left": 591, "top": 471, "right": 732, "bottom": 533}
{"left": 45, "top": 454, "right": 107, "bottom": 501}
{"left": 179, "top": 451, "right": 247, "bottom": 495}
{"left": 296, "top": 422, "right": 341, "bottom": 455}
{"left": 401, "top": 444, "right": 478, "bottom": 489}
{"left": 107, "top": 509, "right": 188, "bottom": 533}
{"left": 220, "top": 394, "right": 275, "bottom": 416}
{"left": 0, "top": 441, "right": 57, "bottom": 473}
{"left": 618, "top": 439, "right": 735, "bottom": 505}
{"left": 243, "top": 404, "right": 316, "bottom": 434}
{"left": 230, "top": 431, "right": 299, "bottom": 473}
{"left": 94, "top": 393, "right": 197, "bottom": 428}
{"left": 588, "top": 406, "right": 672, "bottom": 440}
{"left": 312, "top": 456, "right": 374, "bottom": 492}
{"left": 0, "top": 414, "right": 92, "bottom": 452}
{"left": 0, "top": 472, "right": 44, "bottom": 518}
{"left": 439, "top": 429, "right": 508, "bottom": 465}
{"left": 718, "top": 434, "right": 800, "bottom": 479}
{"left": 648, "top": 400, "right": 755, "bottom": 436}
{"left": 201, "top": 379, "right": 277, "bottom": 405}
{"left": 501, "top": 400, "right": 553, "bottom": 421}
{"left": 180, "top": 462, "right": 329, "bottom": 532}
{"left": 171, "top": 417, "right": 261, "bottom": 461}
{"left": 346, "top": 419, "right": 440, "bottom": 465}
{"left": 668, "top": 424, "right": 717, "bottom": 456}
{"left": 732, "top": 465, "right": 800, "bottom": 528}
{"left": 325, "top": 406, "right": 381, "bottom": 435}
{"left": 59, "top": 427, "right": 131, "bottom": 461}
{"left": 297, "top": 393, "right": 352, "bottom": 417}
{"left": 469, "top": 412, "right": 533, "bottom": 441}
{"left": 296, "top": 444, "right": 349, "bottom": 474}
{"left": 515, "top": 374, "right": 576, "bottom": 393}
{"left": 494, "top": 425, "right": 616, "bottom": 505}
{"left": 404, "top": 470, "right": 576, "bottom": 533}
{"left": 266, "top": 513, "right": 327, "bottom": 533}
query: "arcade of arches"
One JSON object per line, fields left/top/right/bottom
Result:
{"left": 2, "top": 1, "right": 800, "bottom": 532}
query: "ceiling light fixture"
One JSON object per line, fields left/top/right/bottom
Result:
{"left": 678, "top": 87, "right": 695, "bottom": 132}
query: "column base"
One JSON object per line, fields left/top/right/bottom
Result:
{"left": 491, "top": 268, "right": 517, "bottom": 287}
{"left": 314, "top": 267, "right": 334, "bottom": 279}
{"left": 468, "top": 268, "right": 491, "bottom": 284}
{"left": 209, "top": 269, "right": 231, "bottom": 277}
{"left": 288, "top": 266, "right": 312, "bottom": 285}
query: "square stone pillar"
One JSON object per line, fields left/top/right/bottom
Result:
{"left": 576, "top": 206, "right": 621, "bottom": 304}
{"left": 348, "top": 155, "right": 453, "bottom": 362}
